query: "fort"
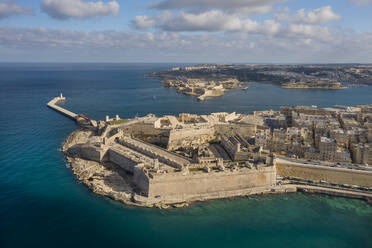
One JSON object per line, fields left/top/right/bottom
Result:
{"left": 48, "top": 94, "right": 372, "bottom": 208}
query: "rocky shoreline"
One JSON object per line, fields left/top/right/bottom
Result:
{"left": 62, "top": 129, "right": 195, "bottom": 208}
{"left": 63, "top": 130, "right": 139, "bottom": 207}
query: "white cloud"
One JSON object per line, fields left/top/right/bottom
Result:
{"left": 262, "top": 20, "right": 281, "bottom": 35}
{"left": 0, "top": 1, "right": 370, "bottom": 63}
{"left": 132, "top": 8, "right": 340, "bottom": 43}
{"left": 276, "top": 6, "right": 341, "bottom": 24}
{"left": 151, "top": 0, "right": 284, "bottom": 15}
{"left": 0, "top": 27, "right": 188, "bottom": 49}
{"left": 41, "top": 0, "right": 119, "bottom": 20}
{"left": 132, "top": 10, "right": 284, "bottom": 34}
{"left": 1, "top": 26, "right": 372, "bottom": 63}
{"left": 286, "top": 24, "right": 333, "bottom": 41}
{"left": 132, "top": 16, "right": 155, "bottom": 29}
{"left": 0, "top": 1, "right": 33, "bottom": 19}
{"left": 133, "top": 4, "right": 341, "bottom": 38}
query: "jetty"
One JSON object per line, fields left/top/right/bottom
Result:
{"left": 47, "top": 94, "right": 97, "bottom": 127}
{"left": 47, "top": 93, "right": 77, "bottom": 120}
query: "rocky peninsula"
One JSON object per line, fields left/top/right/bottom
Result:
{"left": 48, "top": 95, "right": 372, "bottom": 208}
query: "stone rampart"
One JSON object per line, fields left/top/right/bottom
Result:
{"left": 108, "top": 148, "right": 138, "bottom": 173}
{"left": 133, "top": 166, "right": 150, "bottom": 194}
{"left": 120, "top": 123, "right": 170, "bottom": 145}
{"left": 168, "top": 126, "right": 215, "bottom": 150}
{"left": 80, "top": 144, "right": 107, "bottom": 162}
{"left": 119, "top": 137, "right": 190, "bottom": 169}
{"left": 142, "top": 166, "right": 276, "bottom": 198}
{"left": 215, "top": 123, "right": 256, "bottom": 137}
{"left": 275, "top": 158, "right": 372, "bottom": 187}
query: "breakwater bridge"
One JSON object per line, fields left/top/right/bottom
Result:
{"left": 47, "top": 93, "right": 96, "bottom": 127}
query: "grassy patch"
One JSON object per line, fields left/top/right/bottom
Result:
{"left": 189, "top": 167, "right": 204, "bottom": 172}
{"left": 108, "top": 119, "right": 129, "bottom": 125}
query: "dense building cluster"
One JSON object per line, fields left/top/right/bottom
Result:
{"left": 252, "top": 105, "right": 372, "bottom": 165}
{"left": 100, "top": 105, "right": 372, "bottom": 168}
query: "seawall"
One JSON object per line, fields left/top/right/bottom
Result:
{"left": 47, "top": 95, "right": 77, "bottom": 120}
{"left": 145, "top": 166, "right": 276, "bottom": 198}
{"left": 275, "top": 158, "right": 372, "bottom": 187}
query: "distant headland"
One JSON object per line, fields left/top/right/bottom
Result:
{"left": 148, "top": 64, "right": 372, "bottom": 100}
{"left": 47, "top": 94, "right": 372, "bottom": 208}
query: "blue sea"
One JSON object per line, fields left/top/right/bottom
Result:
{"left": 0, "top": 63, "right": 371, "bottom": 248}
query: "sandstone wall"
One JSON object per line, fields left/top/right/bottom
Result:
{"left": 133, "top": 166, "right": 150, "bottom": 195}
{"left": 108, "top": 148, "right": 137, "bottom": 173}
{"left": 143, "top": 166, "right": 276, "bottom": 198}
{"left": 118, "top": 137, "right": 189, "bottom": 169}
{"left": 215, "top": 123, "right": 256, "bottom": 137}
{"left": 80, "top": 144, "right": 107, "bottom": 162}
{"left": 275, "top": 159, "right": 372, "bottom": 187}
{"left": 120, "top": 123, "right": 170, "bottom": 145}
{"left": 168, "top": 126, "right": 215, "bottom": 150}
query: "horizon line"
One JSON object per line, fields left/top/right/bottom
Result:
{"left": 1, "top": 62, "right": 372, "bottom": 65}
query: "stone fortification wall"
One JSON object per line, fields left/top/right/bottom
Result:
{"left": 108, "top": 148, "right": 138, "bottom": 173}
{"left": 275, "top": 158, "right": 372, "bottom": 187}
{"left": 120, "top": 123, "right": 170, "bottom": 145}
{"left": 80, "top": 144, "right": 107, "bottom": 162}
{"left": 215, "top": 123, "right": 256, "bottom": 137}
{"left": 142, "top": 166, "right": 276, "bottom": 198}
{"left": 168, "top": 126, "right": 215, "bottom": 150}
{"left": 133, "top": 166, "right": 150, "bottom": 195}
{"left": 119, "top": 137, "right": 190, "bottom": 169}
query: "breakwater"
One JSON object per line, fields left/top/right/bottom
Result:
{"left": 46, "top": 93, "right": 77, "bottom": 120}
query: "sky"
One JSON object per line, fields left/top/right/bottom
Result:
{"left": 0, "top": 0, "right": 372, "bottom": 63}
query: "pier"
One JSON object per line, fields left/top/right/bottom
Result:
{"left": 47, "top": 93, "right": 77, "bottom": 120}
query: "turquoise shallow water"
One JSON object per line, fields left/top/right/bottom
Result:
{"left": 0, "top": 63, "right": 372, "bottom": 248}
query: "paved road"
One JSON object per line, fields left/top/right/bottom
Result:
{"left": 277, "top": 156, "right": 372, "bottom": 172}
